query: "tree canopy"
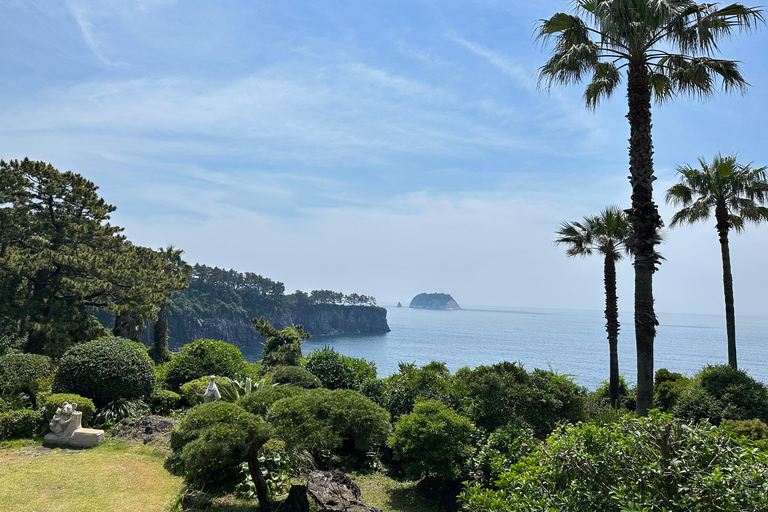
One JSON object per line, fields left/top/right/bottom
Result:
{"left": 0, "top": 159, "right": 187, "bottom": 356}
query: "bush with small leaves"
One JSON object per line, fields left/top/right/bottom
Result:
{"left": 150, "top": 389, "right": 183, "bottom": 415}
{"left": 238, "top": 385, "right": 308, "bottom": 417}
{"left": 42, "top": 393, "right": 95, "bottom": 427}
{"left": 0, "top": 409, "right": 41, "bottom": 440}
{"left": 467, "top": 424, "right": 535, "bottom": 484}
{"left": 179, "top": 376, "right": 209, "bottom": 406}
{"left": 271, "top": 366, "right": 322, "bottom": 389}
{"left": 461, "top": 412, "right": 768, "bottom": 512}
{"left": 722, "top": 418, "right": 768, "bottom": 441}
{"left": 164, "top": 339, "right": 249, "bottom": 391}
{"left": 53, "top": 336, "right": 155, "bottom": 405}
{"left": 267, "top": 388, "right": 391, "bottom": 459}
{"left": 0, "top": 353, "right": 52, "bottom": 397}
{"left": 304, "top": 348, "right": 358, "bottom": 390}
{"left": 379, "top": 361, "right": 461, "bottom": 419}
{"left": 672, "top": 365, "right": 768, "bottom": 424}
{"left": 388, "top": 400, "right": 474, "bottom": 480}
{"left": 654, "top": 368, "right": 692, "bottom": 411}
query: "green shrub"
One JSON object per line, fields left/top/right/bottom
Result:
{"left": 338, "top": 353, "right": 377, "bottom": 384}
{"left": 155, "top": 362, "right": 171, "bottom": 390}
{"left": 388, "top": 400, "right": 474, "bottom": 480}
{"left": 271, "top": 366, "right": 322, "bottom": 389}
{"left": 672, "top": 365, "right": 768, "bottom": 424}
{"left": 359, "top": 378, "right": 385, "bottom": 404}
{"left": 304, "top": 348, "right": 359, "bottom": 390}
{"left": 0, "top": 353, "right": 52, "bottom": 397}
{"left": 267, "top": 388, "right": 391, "bottom": 459}
{"left": 93, "top": 399, "right": 150, "bottom": 429}
{"left": 654, "top": 368, "right": 691, "bottom": 411}
{"left": 722, "top": 418, "right": 768, "bottom": 440}
{"left": 179, "top": 376, "right": 209, "bottom": 406}
{"left": 171, "top": 402, "right": 271, "bottom": 491}
{"left": 0, "top": 409, "right": 41, "bottom": 440}
{"left": 468, "top": 424, "right": 535, "bottom": 484}
{"left": 238, "top": 385, "right": 308, "bottom": 417}
{"left": 461, "top": 412, "right": 768, "bottom": 512}
{"left": 164, "top": 339, "right": 249, "bottom": 391}
{"left": 254, "top": 318, "right": 308, "bottom": 369}
{"left": 379, "top": 361, "right": 461, "bottom": 419}
{"left": 460, "top": 362, "right": 587, "bottom": 437}
{"left": 150, "top": 389, "right": 183, "bottom": 415}
{"left": 53, "top": 336, "right": 155, "bottom": 405}
{"left": 42, "top": 393, "right": 95, "bottom": 427}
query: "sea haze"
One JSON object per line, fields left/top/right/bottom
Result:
{"left": 242, "top": 305, "right": 768, "bottom": 391}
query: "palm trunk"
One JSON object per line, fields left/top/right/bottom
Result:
{"left": 715, "top": 205, "right": 737, "bottom": 369}
{"left": 604, "top": 255, "right": 620, "bottom": 408}
{"left": 626, "top": 61, "right": 662, "bottom": 416}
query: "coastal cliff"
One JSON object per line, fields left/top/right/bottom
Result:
{"left": 410, "top": 293, "right": 461, "bottom": 310}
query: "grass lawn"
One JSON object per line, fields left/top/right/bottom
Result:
{"left": 0, "top": 439, "right": 183, "bottom": 512}
{"left": 353, "top": 473, "right": 443, "bottom": 512}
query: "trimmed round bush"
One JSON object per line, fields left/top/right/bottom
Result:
{"left": 266, "top": 388, "right": 391, "bottom": 458}
{"left": 722, "top": 418, "right": 768, "bottom": 440}
{"left": 238, "top": 385, "right": 308, "bottom": 417}
{"left": 0, "top": 353, "right": 52, "bottom": 395}
{"left": 151, "top": 389, "right": 182, "bottom": 415}
{"left": 388, "top": 400, "right": 475, "bottom": 479}
{"left": 304, "top": 348, "right": 358, "bottom": 390}
{"left": 172, "top": 402, "right": 271, "bottom": 491}
{"left": 42, "top": 393, "right": 95, "bottom": 427}
{"left": 164, "top": 339, "right": 248, "bottom": 391}
{"left": 179, "top": 376, "right": 209, "bottom": 406}
{"left": 271, "top": 366, "right": 322, "bottom": 388}
{"left": 0, "top": 409, "right": 42, "bottom": 440}
{"left": 53, "top": 336, "right": 155, "bottom": 405}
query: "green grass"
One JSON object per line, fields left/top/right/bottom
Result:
{"left": 352, "top": 472, "right": 443, "bottom": 512}
{"left": 0, "top": 439, "right": 183, "bottom": 512}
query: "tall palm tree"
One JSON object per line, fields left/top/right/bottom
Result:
{"left": 537, "top": 1, "right": 762, "bottom": 415}
{"left": 556, "top": 206, "right": 630, "bottom": 408}
{"left": 666, "top": 154, "right": 768, "bottom": 370}
{"left": 148, "top": 245, "right": 192, "bottom": 364}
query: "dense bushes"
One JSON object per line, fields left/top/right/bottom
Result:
{"left": 179, "top": 376, "right": 209, "bottom": 406}
{"left": 53, "top": 336, "right": 155, "bottom": 405}
{"left": 42, "top": 393, "right": 95, "bottom": 427}
{"left": 468, "top": 424, "right": 535, "bottom": 484}
{"left": 164, "top": 339, "right": 249, "bottom": 391}
{"left": 271, "top": 366, "right": 322, "bottom": 388}
{"left": 0, "top": 408, "right": 41, "bottom": 440}
{"left": 388, "top": 400, "right": 474, "bottom": 479}
{"left": 460, "top": 362, "right": 587, "bottom": 437}
{"left": 372, "top": 361, "right": 459, "bottom": 419}
{"left": 172, "top": 402, "right": 271, "bottom": 492}
{"left": 462, "top": 412, "right": 768, "bottom": 511}
{"left": 304, "top": 348, "right": 359, "bottom": 390}
{"left": 238, "top": 385, "right": 307, "bottom": 417}
{"left": 0, "top": 353, "right": 52, "bottom": 397}
{"left": 672, "top": 365, "right": 768, "bottom": 424}
{"left": 266, "top": 388, "right": 391, "bottom": 458}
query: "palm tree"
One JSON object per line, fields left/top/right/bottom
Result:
{"left": 666, "top": 154, "right": 768, "bottom": 370}
{"left": 148, "top": 245, "right": 192, "bottom": 364}
{"left": 556, "top": 206, "right": 630, "bottom": 408}
{"left": 537, "top": 1, "right": 762, "bottom": 415}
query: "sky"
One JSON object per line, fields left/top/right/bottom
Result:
{"left": 2, "top": 0, "right": 768, "bottom": 317}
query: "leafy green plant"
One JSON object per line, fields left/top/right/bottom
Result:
{"left": 653, "top": 368, "right": 691, "bottom": 411}
{"left": 217, "top": 376, "right": 267, "bottom": 402}
{"left": 93, "top": 399, "right": 150, "bottom": 429}
{"left": 164, "top": 338, "right": 249, "bottom": 391}
{"left": 178, "top": 376, "right": 209, "bottom": 406}
{"left": 0, "top": 353, "right": 52, "bottom": 400}
{"left": 271, "top": 366, "right": 322, "bottom": 389}
{"left": 722, "top": 418, "right": 768, "bottom": 440}
{"left": 378, "top": 361, "right": 461, "bottom": 419}
{"left": 266, "top": 388, "right": 391, "bottom": 461}
{"left": 0, "top": 409, "right": 41, "bottom": 440}
{"left": 237, "top": 385, "right": 308, "bottom": 417}
{"left": 388, "top": 400, "right": 474, "bottom": 480}
{"left": 42, "top": 393, "right": 95, "bottom": 427}
{"left": 468, "top": 424, "right": 535, "bottom": 484}
{"left": 304, "top": 347, "right": 359, "bottom": 390}
{"left": 150, "top": 389, "right": 182, "bottom": 415}
{"left": 253, "top": 317, "right": 308, "bottom": 368}
{"left": 53, "top": 335, "right": 155, "bottom": 405}
{"left": 461, "top": 411, "right": 768, "bottom": 512}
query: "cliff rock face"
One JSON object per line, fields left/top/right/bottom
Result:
{"left": 409, "top": 293, "right": 461, "bottom": 310}
{"left": 140, "top": 306, "right": 389, "bottom": 349}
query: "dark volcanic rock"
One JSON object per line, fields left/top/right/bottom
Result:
{"left": 108, "top": 415, "right": 177, "bottom": 448}
{"left": 409, "top": 293, "right": 461, "bottom": 310}
{"left": 276, "top": 485, "right": 310, "bottom": 512}
{"left": 307, "top": 471, "right": 382, "bottom": 512}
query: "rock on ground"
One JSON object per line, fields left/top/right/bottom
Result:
{"left": 108, "top": 415, "right": 177, "bottom": 449}
{"left": 306, "top": 471, "right": 382, "bottom": 512}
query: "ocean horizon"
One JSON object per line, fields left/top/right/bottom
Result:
{"left": 242, "top": 305, "right": 768, "bottom": 391}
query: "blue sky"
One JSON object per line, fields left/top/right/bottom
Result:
{"left": 2, "top": 0, "right": 768, "bottom": 317}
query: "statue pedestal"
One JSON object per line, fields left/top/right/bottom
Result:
{"left": 44, "top": 401, "right": 104, "bottom": 448}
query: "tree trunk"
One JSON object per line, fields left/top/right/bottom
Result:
{"left": 604, "top": 255, "right": 620, "bottom": 408}
{"left": 148, "top": 306, "right": 173, "bottom": 364}
{"left": 626, "top": 61, "right": 662, "bottom": 417}
{"left": 716, "top": 205, "right": 737, "bottom": 369}
{"left": 113, "top": 313, "right": 146, "bottom": 342}
{"left": 247, "top": 440, "right": 271, "bottom": 506}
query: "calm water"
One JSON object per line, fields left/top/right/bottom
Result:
{"left": 242, "top": 305, "right": 768, "bottom": 391}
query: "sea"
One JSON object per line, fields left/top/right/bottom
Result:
{"left": 241, "top": 305, "right": 768, "bottom": 391}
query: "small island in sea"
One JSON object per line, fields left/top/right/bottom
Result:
{"left": 409, "top": 292, "right": 461, "bottom": 310}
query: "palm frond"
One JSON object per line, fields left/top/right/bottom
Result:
{"left": 585, "top": 61, "right": 622, "bottom": 109}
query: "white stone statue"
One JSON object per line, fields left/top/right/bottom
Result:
{"left": 203, "top": 375, "right": 221, "bottom": 403}
{"left": 44, "top": 401, "right": 104, "bottom": 448}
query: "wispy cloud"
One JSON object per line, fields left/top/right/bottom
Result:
{"left": 450, "top": 36, "right": 537, "bottom": 91}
